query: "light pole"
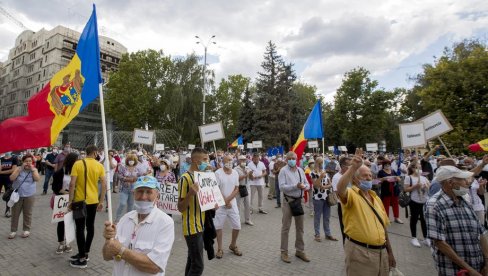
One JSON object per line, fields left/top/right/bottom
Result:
{"left": 195, "top": 35, "right": 216, "bottom": 127}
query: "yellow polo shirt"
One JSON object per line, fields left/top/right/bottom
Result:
{"left": 71, "top": 158, "right": 105, "bottom": 204}
{"left": 179, "top": 172, "right": 205, "bottom": 236}
{"left": 342, "top": 185, "right": 390, "bottom": 246}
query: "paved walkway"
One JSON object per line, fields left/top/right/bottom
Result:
{"left": 0, "top": 177, "right": 439, "bottom": 275}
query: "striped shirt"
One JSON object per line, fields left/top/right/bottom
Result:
{"left": 425, "top": 190, "right": 485, "bottom": 275}
{"left": 178, "top": 172, "right": 205, "bottom": 236}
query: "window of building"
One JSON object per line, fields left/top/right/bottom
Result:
{"left": 30, "top": 52, "right": 36, "bottom": 60}
{"left": 47, "top": 42, "right": 49, "bottom": 48}
{"left": 21, "top": 103, "right": 27, "bottom": 114}
{"left": 24, "top": 90, "right": 30, "bottom": 99}
{"left": 12, "top": 81, "right": 18, "bottom": 89}
{"left": 38, "top": 74, "right": 40, "bottom": 81}
{"left": 45, "top": 55, "right": 48, "bottom": 62}
{"left": 8, "top": 106, "right": 14, "bottom": 115}
{"left": 10, "top": 93, "right": 15, "bottom": 101}
{"left": 27, "top": 77, "right": 32, "bottom": 85}
{"left": 43, "top": 69, "right": 46, "bottom": 77}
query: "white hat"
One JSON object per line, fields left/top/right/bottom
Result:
{"left": 238, "top": 155, "right": 247, "bottom": 160}
{"left": 308, "top": 158, "right": 315, "bottom": 164}
{"left": 305, "top": 153, "right": 311, "bottom": 157}
{"left": 185, "top": 154, "right": 191, "bottom": 159}
{"left": 434, "top": 165, "right": 473, "bottom": 182}
{"left": 271, "top": 156, "right": 276, "bottom": 160}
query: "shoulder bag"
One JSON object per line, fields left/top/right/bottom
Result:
{"left": 71, "top": 160, "right": 88, "bottom": 220}
{"left": 398, "top": 176, "right": 411, "bottom": 208}
{"left": 284, "top": 170, "right": 304, "bottom": 216}
{"left": 238, "top": 168, "right": 249, "bottom": 197}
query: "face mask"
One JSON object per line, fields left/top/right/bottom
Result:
{"left": 80, "top": 154, "right": 86, "bottom": 159}
{"left": 288, "top": 160, "right": 296, "bottom": 167}
{"left": 134, "top": 200, "right": 155, "bottom": 214}
{"left": 277, "top": 158, "right": 283, "bottom": 162}
{"left": 52, "top": 149, "right": 58, "bottom": 154}
{"left": 64, "top": 147, "right": 71, "bottom": 153}
{"left": 240, "top": 162, "right": 246, "bottom": 167}
{"left": 310, "top": 164, "right": 315, "bottom": 169}
{"left": 198, "top": 162, "right": 209, "bottom": 171}
{"left": 359, "top": 180, "right": 373, "bottom": 191}
{"left": 160, "top": 164, "right": 167, "bottom": 171}
{"left": 453, "top": 186, "right": 469, "bottom": 197}
{"left": 128, "top": 160, "right": 135, "bottom": 166}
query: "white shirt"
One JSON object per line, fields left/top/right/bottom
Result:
{"left": 331, "top": 172, "right": 343, "bottom": 192}
{"left": 470, "top": 179, "right": 484, "bottom": 212}
{"left": 215, "top": 168, "right": 239, "bottom": 206}
{"left": 114, "top": 208, "right": 175, "bottom": 276}
{"left": 247, "top": 161, "right": 266, "bottom": 186}
{"left": 404, "top": 175, "right": 429, "bottom": 204}
{"left": 136, "top": 160, "right": 152, "bottom": 175}
{"left": 391, "top": 161, "right": 407, "bottom": 176}
{"left": 109, "top": 158, "right": 118, "bottom": 182}
{"left": 269, "top": 161, "right": 276, "bottom": 177}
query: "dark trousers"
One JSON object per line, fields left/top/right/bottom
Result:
{"left": 338, "top": 203, "right": 345, "bottom": 244}
{"left": 275, "top": 177, "right": 281, "bottom": 205}
{"left": 57, "top": 221, "right": 65, "bottom": 243}
{"left": 409, "top": 201, "right": 427, "bottom": 238}
{"left": 74, "top": 204, "right": 98, "bottom": 258}
{"left": 184, "top": 232, "right": 204, "bottom": 276}
{"left": 43, "top": 169, "right": 54, "bottom": 192}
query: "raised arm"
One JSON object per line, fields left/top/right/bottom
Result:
{"left": 337, "top": 148, "right": 363, "bottom": 203}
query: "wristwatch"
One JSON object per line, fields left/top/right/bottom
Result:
{"left": 115, "top": 246, "right": 126, "bottom": 261}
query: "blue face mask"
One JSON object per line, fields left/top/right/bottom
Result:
{"left": 359, "top": 180, "right": 373, "bottom": 191}
{"left": 288, "top": 160, "right": 296, "bottom": 167}
{"left": 198, "top": 162, "right": 209, "bottom": 171}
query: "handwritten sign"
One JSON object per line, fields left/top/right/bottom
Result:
{"left": 132, "top": 129, "right": 155, "bottom": 145}
{"left": 399, "top": 122, "right": 426, "bottom": 149}
{"left": 157, "top": 182, "right": 180, "bottom": 215}
{"left": 194, "top": 171, "right": 225, "bottom": 212}
{"left": 51, "top": 195, "right": 69, "bottom": 223}
{"left": 417, "top": 110, "right": 453, "bottom": 140}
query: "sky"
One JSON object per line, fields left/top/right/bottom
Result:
{"left": 1, "top": 0, "right": 487, "bottom": 102}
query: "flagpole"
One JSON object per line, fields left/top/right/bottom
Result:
{"left": 322, "top": 138, "right": 325, "bottom": 156}
{"left": 99, "top": 83, "right": 113, "bottom": 224}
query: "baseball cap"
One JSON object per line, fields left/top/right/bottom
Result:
{"left": 305, "top": 153, "right": 311, "bottom": 157}
{"left": 136, "top": 151, "right": 143, "bottom": 156}
{"left": 434, "top": 165, "right": 473, "bottom": 182}
{"left": 132, "top": 176, "right": 160, "bottom": 191}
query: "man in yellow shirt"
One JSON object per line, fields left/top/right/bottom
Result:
{"left": 337, "top": 148, "right": 396, "bottom": 276}
{"left": 178, "top": 147, "right": 208, "bottom": 276}
{"left": 68, "top": 145, "right": 106, "bottom": 269}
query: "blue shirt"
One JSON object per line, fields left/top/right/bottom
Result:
{"left": 13, "top": 170, "right": 36, "bottom": 197}
{"left": 428, "top": 179, "right": 441, "bottom": 197}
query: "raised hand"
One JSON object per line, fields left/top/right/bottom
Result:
{"left": 350, "top": 148, "right": 364, "bottom": 170}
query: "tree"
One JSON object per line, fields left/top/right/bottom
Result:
{"left": 289, "top": 81, "right": 317, "bottom": 146}
{"left": 412, "top": 39, "right": 488, "bottom": 153}
{"left": 237, "top": 86, "right": 256, "bottom": 143}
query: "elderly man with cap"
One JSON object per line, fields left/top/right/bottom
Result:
{"left": 425, "top": 165, "right": 488, "bottom": 276}
{"left": 103, "top": 175, "right": 175, "bottom": 275}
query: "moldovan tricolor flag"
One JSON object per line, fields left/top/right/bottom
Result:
{"left": 292, "top": 101, "right": 323, "bottom": 165}
{"left": 229, "top": 135, "right": 243, "bottom": 148}
{"left": 0, "top": 5, "right": 102, "bottom": 153}
{"left": 468, "top": 138, "right": 488, "bottom": 152}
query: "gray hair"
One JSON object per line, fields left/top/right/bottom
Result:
{"left": 286, "top": 151, "right": 297, "bottom": 159}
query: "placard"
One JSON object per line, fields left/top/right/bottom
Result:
{"left": 157, "top": 182, "right": 180, "bottom": 215}
{"left": 365, "top": 143, "right": 378, "bottom": 152}
{"left": 399, "top": 122, "right": 426, "bottom": 149}
{"left": 64, "top": 212, "right": 76, "bottom": 245}
{"left": 252, "top": 140, "right": 263, "bottom": 148}
{"left": 51, "top": 195, "right": 69, "bottom": 223}
{"left": 188, "top": 144, "right": 195, "bottom": 150}
{"left": 247, "top": 143, "right": 253, "bottom": 149}
{"left": 132, "top": 129, "right": 154, "bottom": 145}
{"left": 328, "top": 146, "right": 334, "bottom": 151}
{"left": 339, "top": 146, "right": 347, "bottom": 151}
{"left": 237, "top": 145, "right": 244, "bottom": 149}
{"left": 194, "top": 171, "right": 225, "bottom": 211}
{"left": 155, "top": 143, "right": 165, "bottom": 151}
{"left": 308, "top": 141, "right": 319, "bottom": 148}
{"left": 417, "top": 110, "right": 453, "bottom": 140}
{"left": 199, "top": 122, "right": 225, "bottom": 143}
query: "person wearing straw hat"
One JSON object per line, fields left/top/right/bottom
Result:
{"left": 103, "top": 175, "right": 174, "bottom": 276}
{"left": 425, "top": 165, "right": 488, "bottom": 276}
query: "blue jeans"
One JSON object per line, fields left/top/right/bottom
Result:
{"left": 115, "top": 189, "right": 134, "bottom": 222}
{"left": 275, "top": 177, "right": 281, "bottom": 205}
{"left": 313, "top": 199, "right": 331, "bottom": 236}
{"left": 43, "top": 169, "right": 54, "bottom": 192}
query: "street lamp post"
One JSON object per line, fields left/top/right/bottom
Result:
{"left": 195, "top": 35, "right": 216, "bottom": 147}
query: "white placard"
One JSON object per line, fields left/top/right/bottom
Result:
{"left": 328, "top": 146, "right": 334, "bottom": 151}
{"left": 399, "top": 122, "right": 427, "bottom": 149}
{"left": 51, "top": 195, "right": 69, "bottom": 223}
{"left": 157, "top": 182, "right": 180, "bottom": 215}
{"left": 237, "top": 145, "right": 244, "bottom": 149}
{"left": 199, "top": 122, "right": 225, "bottom": 143}
{"left": 132, "top": 129, "right": 155, "bottom": 145}
{"left": 308, "top": 141, "right": 319, "bottom": 148}
{"left": 194, "top": 171, "right": 225, "bottom": 212}
{"left": 417, "top": 110, "right": 453, "bottom": 140}
{"left": 188, "top": 144, "right": 195, "bottom": 150}
{"left": 252, "top": 140, "right": 263, "bottom": 148}
{"left": 155, "top": 143, "right": 165, "bottom": 151}
{"left": 64, "top": 212, "right": 76, "bottom": 245}
{"left": 365, "top": 143, "right": 378, "bottom": 152}
{"left": 247, "top": 143, "right": 253, "bottom": 149}
{"left": 339, "top": 146, "right": 348, "bottom": 151}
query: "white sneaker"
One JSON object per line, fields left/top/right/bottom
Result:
{"left": 411, "top": 238, "right": 421, "bottom": 248}
{"left": 423, "top": 238, "right": 431, "bottom": 247}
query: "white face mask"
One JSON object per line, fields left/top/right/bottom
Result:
{"left": 224, "top": 162, "right": 233, "bottom": 169}
{"left": 240, "top": 162, "right": 246, "bottom": 167}
{"left": 160, "top": 164, "right": 167, "bottom": 171}
{"left": 134, "top": 200, "right": 155, "bottom": 214}
{"left": 128, "top": 160, "right": 135, "bottom": 166}
{"left": 453, "top": 186, "right": 469, "bottom": 197}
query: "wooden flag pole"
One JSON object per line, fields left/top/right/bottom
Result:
{"left": 437, "top": 137, "right": 453, "bottom": 158}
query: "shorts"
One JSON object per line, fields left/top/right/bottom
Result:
{"left": 213, "top": 205, "right": 241, "bottom": 230}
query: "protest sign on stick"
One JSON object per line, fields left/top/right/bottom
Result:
{"left": 399, "top": 122, "right": 426, "bottom": 149}
{"left": 157, "top": 182, "right": 180, "bottom": 215}
{"left": 194, "top": 171, "right": 225, "bottom": 212}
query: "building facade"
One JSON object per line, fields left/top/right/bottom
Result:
{"left": 0, "top": 25, "right": 127, "bottom": 146}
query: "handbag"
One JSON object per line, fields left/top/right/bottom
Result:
{"left": 2, "top": 171, "right": 31, "bottom": 202}
{"left": 398, "top": 176, "right": 411, "bottom": 208}
{"left": 238, "top": 185, "right": 248, "bottom": 197}
{"left": 71, "top": 160, "right": 88, "bottom": 220}
{"left": 284, "top": 170, "right": 304, "bottom": 216}
{"left": 326, "top": 189, "right": 338, "bottom": 206}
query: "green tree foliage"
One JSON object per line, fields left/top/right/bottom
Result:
{"left": 237, "top": 86, "right": 256, "bottom": 143}
{"left": 289, "top": 82, "right": 318, "bottom": 145}
{"left": 411, "top": 39, "right": 488, "bottom": 153}
{"left": 105, "top": 50, "right": 204, "bottom": 145}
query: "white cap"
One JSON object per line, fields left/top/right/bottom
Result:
{"left": 305, "top": 153, "right": 311, "bottom": 157}
{"left": 434, "top": 165, "right": 473, "bottom": 182}
{"left": 185, "top": 154, "right": 191, "bottom": 159}
{"left": 238, "top": 155, "right": 247, "bottom": 160}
